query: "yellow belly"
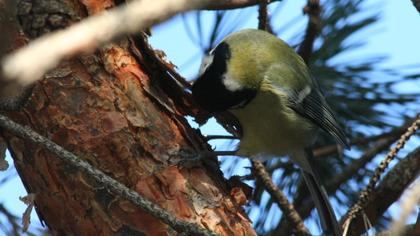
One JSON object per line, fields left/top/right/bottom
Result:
{"left": 231, "top": 90, "right": 317, "bottom": 157}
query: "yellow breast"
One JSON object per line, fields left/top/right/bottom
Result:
{"left": 231, "top": 89, "right": 317, "bottom": 158}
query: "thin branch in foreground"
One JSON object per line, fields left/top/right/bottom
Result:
{"left": 276, "top": 116, "right": 419, "bottom": 235}
{"left": 298, "top": 0, "right": 321, "bottom": 63}
{"left": 0, "top": 135, "right": 8, "bottom": 171}
{"left": 1, "top": 0, "right": 278, "bottom": 86}
{"left": 325, "top": 136, "right": 398, "bottom": 194}
{"left": 388, "top": 179, "right": 420, "bottom": 236}
{"left": 275, "top": 118, "right": 416, "bottom": 233}
{"left": 273, "top": 133, "right": 398, "bottom": 235}
{"left": 342, "top": 115, "right": 420, "bottom": 236}
{"left": 312, "top": 123, "right": 408, "bottom": 158}
{"left": 258, "top": 0, "right": 270, "bottom": 32}
{"left": 250, "top": 159, "right": 310, "bottom": 236}
{"left": 205, "top": 0, "right": 279, "bottom": 10}
{"left": 0, "top": 114, "right": 219, "bottom": 236}
{"left": 342, "top": 147, "right": 420, "bottom": 236}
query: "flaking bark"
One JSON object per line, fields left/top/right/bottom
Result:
{"left": 0, "top": 0, "right": 256, "bottom": 235}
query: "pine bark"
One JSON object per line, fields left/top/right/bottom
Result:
{"left": 0, "top": 0, "right": 256, "bottom": 235}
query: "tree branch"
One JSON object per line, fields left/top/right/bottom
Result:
{"left": 388, "top": 180, "right": 420, "bottom": 236}
{"left": 206, "top": 0, "right": 279, "bottom": 10}
{"left": 0, "top": 135, "right": 7, "bottom": 171}
{"left": 273, "top": 133, "right": 397, "bottom": 235}
{"left": 312, "top": 124, "right": 408, "bottom": 158}
{"left": 342, "top": 146, "right": 420, "bottom": 236}
{"left": 342, "top": 116, "right": 420, "bottom": 235}
{"left": 274, "top": 115, "right": 419, "bottom": 235}
{"left": 251, "top": 159, "right": 310, "bottom": 236}
{"left": 325, "top": 137, "right": 397, "bottom": 194}
{"left": 258, "top": 0, "right": 272, "bottom": 32}
{"left": 0, "top": 114, "right": 219, "bottom": 236}
{"left": 1, "top": 0, "right": 278, "bottom": 86}
{"left": 297, "top": 0, "right": 321, "bottom": 63}
{"left": 0, "top": 204, "right": 20, "bottom": 235}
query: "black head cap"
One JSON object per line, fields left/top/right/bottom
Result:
{"left": 192, "top": 42, "right": 257, "bottom": 112}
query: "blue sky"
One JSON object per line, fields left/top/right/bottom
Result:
{"left": 149, "top": 0, "right": 420, "bottom": 79}
{"left": 0, "top": 0, "right": 419, "bottom": 234}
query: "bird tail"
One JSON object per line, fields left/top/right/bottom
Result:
{"left": 297, "top": 149, "right": 342, "bottom": 236}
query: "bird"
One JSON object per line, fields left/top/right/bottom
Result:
{"left": 191, "top": 29, "right": 349, "bottom": 236}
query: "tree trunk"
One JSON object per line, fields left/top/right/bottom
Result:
{"left": 0, "top": 0, "right": 256, "bottom": 235}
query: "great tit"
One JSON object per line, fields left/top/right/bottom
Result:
{"left": 192, "top": 29, "right": 349, "bottom": 236}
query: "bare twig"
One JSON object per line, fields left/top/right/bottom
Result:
{"left": 274, "top": 117, "right": 417, "bottom": 235}
{"left": 1, "top": 0, "right": 278, "bottom": 86}
{"left": 251, "top": 159, "right": 310, "bottom": 236}
{"left": 0, "top": 204, "right": 20, "bottom": 235}
{"left": 266, "top": 160, "right": 295, "bottom": 172}
{"left": 341, "top": 147, "right": 420, "bottom": 236}
{"left": 325, "top": 137, "right": 397, "bottom": 194}
{"left": 389, "top": 180, "right": 420, "bottom": 236}
{"left": 258, "top": 0, "right": 269, "bottom": 31}
{"left": 206, "top": 0, "right": 279, "bottom": 10}
{"left": 0, "top": 114, "right": 220, "bottom": 236}
{"left": 205, "top": 135, "right": 238, "bottom": 141}
{"left": 0, "top": 135, "right": 8, "bottom": 171}
{"left": 342, "top": 115, "right": 420, "bottom": 236}
{"left": 274, "top": 133, "right": 397, "bottom": 235}
{"left": 298, "top": 0, "right": 321, "bottom": 63}
{"left": 313, "top": 124, "right": 408, "bottom": 158}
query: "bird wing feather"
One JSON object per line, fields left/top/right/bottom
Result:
{"left": 264, "top": 62, "right": 349, "bottom": 148}
{"left": 287, "top": 81, "right": 350, "bottom": 148}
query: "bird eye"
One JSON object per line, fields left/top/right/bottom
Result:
{"left": 198, "top": 54, "right": 214, "bottom": 76}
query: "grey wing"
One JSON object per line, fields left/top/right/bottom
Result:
{"left": 288, "top": 86, "right": 350, "bottom": 149}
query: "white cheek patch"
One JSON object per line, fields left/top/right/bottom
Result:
{"left": 222, "top": 74, "right": 242, "bottom": 92}
{"left": 198, "top": 54, "right": 214, "bottom": 75}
